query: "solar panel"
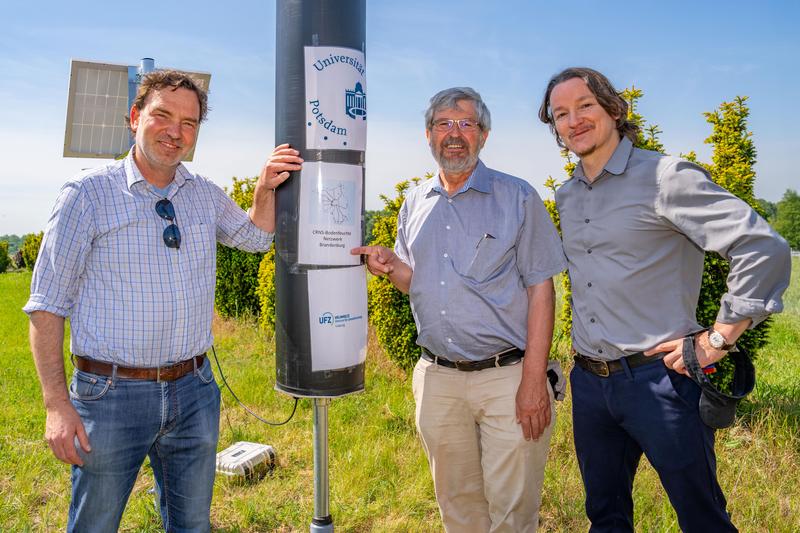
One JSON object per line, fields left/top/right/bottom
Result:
{"left": 63, "top": 60, "right": 130, "bottom": 159}
{"left": 63, "top": 59, "right": 211, "bottom": 161}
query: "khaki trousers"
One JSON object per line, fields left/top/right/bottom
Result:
{"left": 412, "top": 357, "right": 555, "bottom": 533}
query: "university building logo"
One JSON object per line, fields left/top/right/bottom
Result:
{"left": 304, "top": 46, "right": 367, "bottom": 150}
{"left": 345, "top": 82, "right": 366, "bottom": 120}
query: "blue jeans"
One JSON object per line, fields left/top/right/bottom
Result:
{"left": 571, "top": 359, "right": 737, "bottom": 533}
{"left": 67, "top": 358, "right": 220, "bottom": 533}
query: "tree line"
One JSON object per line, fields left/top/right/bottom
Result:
{"left": 0, "top": 232, "right": 43, "bottom": 273}
{"left": 758, "top": 191, "right": 800, "bottom": 250}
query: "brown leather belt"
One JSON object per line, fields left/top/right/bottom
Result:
{"left": 73, "top": 354, "right": 206, "bottom": 382}
{"left": 421, "top": 347, "right": 524, "bottom": 371}
{"left": 574, "top": 351, "right": 664, "bottom": 377}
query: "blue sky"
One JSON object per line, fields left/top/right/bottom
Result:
{"left": 1, "top": 0, "right": 798, "bottom": 235}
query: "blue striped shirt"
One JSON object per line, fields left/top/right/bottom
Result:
{"left": 24, "top": 150, "right": 273, "bottom": 367}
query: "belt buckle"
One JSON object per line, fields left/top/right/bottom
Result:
{"left": 593, "top": 359, "right": 610, "bottom": 377}
{"left": 454, "top": 359, "right": 469, "bottom": 371}
{"left": 156, "top": 363, "right": 174, "bottom": 382}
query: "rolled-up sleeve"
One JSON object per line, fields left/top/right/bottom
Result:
{"left": 213, "top": 185, "right": 273, "bottom": 253}
{"left": 23, "top": 181, "right": 94, "bottom": 317}
{"left": 516, "top": 190, "right": 567, "bottom": 287}
{"left": 656, "top": 160, "right": 791, "bottom": 327}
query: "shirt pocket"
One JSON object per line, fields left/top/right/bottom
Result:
{"left": 180, "top": 222, "right": 215, "bottom": 273}
{"left": 462, "top": 231, "right": 514, "bottom": 283}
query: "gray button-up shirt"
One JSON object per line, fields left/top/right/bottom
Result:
{"left": 395, "top": 160, "right": 566, "bottom": 361}
{"left": 556, "top": 137, "right": 791, "bottom": 360}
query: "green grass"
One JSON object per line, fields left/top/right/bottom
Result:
{"left": 2, "top": 259, "right": 798, "bottom": 531}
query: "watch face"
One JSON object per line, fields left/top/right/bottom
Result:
{"left": 709, "top": 331, "right": 725, "bottom": 349}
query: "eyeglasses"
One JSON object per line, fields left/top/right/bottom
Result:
{"left": 431, "top": 119, "right": 481, "bottom": 133}
{"left": 155, "top": 199, "right": 181, "bottom": 249}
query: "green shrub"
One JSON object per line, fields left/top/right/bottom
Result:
{"left": 366, "top": 177, "right": 426, "bottom": 371}
{"left": 20, "top": 232, "right": 43, "bottom": 270}
{"left": 544, "top": 150, "right": 575, "bottom": 341}
{"left": 256, "top": 248, "right": 276, "bottom": 332}
{"left": 364, "top": 209, "right": 386, "bottom": 246}
{"left": 0, "top": 241, "right": 10, "bottom": 273}
{"left": 700, "top": 96, "right": 769, "bottom": 390}
{"left": 215, "top": 177, "right": 266, "bottom": 318}
{"left": 216, "top": 244, "right": 264, "bottom": 318}
{"left": 773, "top": 190, "right": 800, "bottom": 250}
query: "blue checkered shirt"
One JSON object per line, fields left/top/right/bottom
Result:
{"left": 24, "top": 150, "right": 273, "bottom": 367}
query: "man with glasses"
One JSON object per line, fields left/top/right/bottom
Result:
{"left": 24, "top": 69, "right": 302, "bottom": 532}
{"left": 538, "top": 67, "right": 790, "bottom": 531}
{"left": 352, "top": 87, "right": 565, "bottom": 532}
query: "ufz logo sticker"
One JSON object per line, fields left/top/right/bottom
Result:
{"left": 319, "top": 312, "right": 334, "bottom": 325}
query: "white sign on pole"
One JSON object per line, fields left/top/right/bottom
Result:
{"left": 298, "top": 161, "right": 363, "bottom": 266}
{"left": 304, "top": 46, "right": 367, "bottom": 151}
{"left": 308, "top": 266, "right": 368, "bottom": 372}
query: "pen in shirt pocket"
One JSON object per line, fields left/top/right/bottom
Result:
{"left": 476, "top": 232, "right": 496, "bottom": 249}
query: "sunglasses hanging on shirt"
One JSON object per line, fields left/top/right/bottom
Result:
{"left": 155, "top": 199, "right": 181, "bottom": 249}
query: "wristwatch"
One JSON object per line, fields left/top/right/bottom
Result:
{"left": 707, "top": 327, "right": 735, "bottom": 351}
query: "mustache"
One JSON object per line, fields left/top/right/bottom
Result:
{"left": 442, "top": 135, "right": 468, "bottom": 146}
{"left": 158, "top": 136, "right": 184, "bottom": 148}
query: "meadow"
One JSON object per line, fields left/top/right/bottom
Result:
{"left": 1, "top": 259, "right": 798, "bottom": 531}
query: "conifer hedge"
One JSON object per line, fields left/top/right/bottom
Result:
{"left": 0, "top": 241, "right": 10, "bottom": 273}
{"left": 366, "top": 178, "right": 425, "bottom": 370}
{"left": 215, "top": 177, "right": 266, "bottom": 318}
{"left": 20, "top": 232, "right": 43, "bottom": 271}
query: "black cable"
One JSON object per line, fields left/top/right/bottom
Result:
{"left": 211, "top": 345, "right": 299, "bottom": 426}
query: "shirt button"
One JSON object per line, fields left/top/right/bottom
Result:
{"left": 590, "top": 318, "right": 596, "bottom": 323}
{"left": 598, "top": 348, "right": 603, "bottom": 354}
{"left": 447, "top": 338, "right": 452, "bottom": 343}
{"left": 587, "top": 249, "right": 592, "bottom": 254}
{"left": 440, "top": 310, "right": 446, "bottom": 315}
{"left": 587, "top": 282, "right": 592, "bottom": 287}
{"left": 446, "top": 225, "right": 451, "bottom": 230}
{"left": 443, "top": 253, "right": 448, "bottom": 258}
{"left": 585, "top": 218, "right": 590, "bottom": 223}
{"left": 440, "top": 281, "right": 445, "bottom": 286}
{"left": 448, "top": 199, "right": 453, "bottom": 204}
{"left": 588, "top": 186, "right": 593, "bottom": 191}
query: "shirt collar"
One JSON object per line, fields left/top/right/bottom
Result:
{"left": 428, "top": 159, "right": 491, "bottom": 197}
{"left": 573, "top": 136, "right": 633, "bottom": 182}
{"left": 124, "top": 146, "right": 193, "bottom": 193}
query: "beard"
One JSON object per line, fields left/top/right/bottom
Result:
{"left": 136, "top": 136, "right": 188, "bottom": 172}
{"left": 430, "top": 135, "right": 482, "bottom": 174}
{"left": 571, "top": 143, "right": 598, "bottom": 158}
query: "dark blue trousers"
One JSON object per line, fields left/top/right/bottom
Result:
{"left": 571, "top": 359, "right": 737, "bottom": 533}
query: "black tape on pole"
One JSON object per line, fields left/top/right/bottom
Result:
{"left": 274, "top": 0, "right": 366, "bottom": 397}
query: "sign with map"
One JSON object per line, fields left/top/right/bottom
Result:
{"left": 304, "top": 46, "right": 367, "bottom": 151}
{"left": 298, "top": 161, "right": 363, "bottom": 265}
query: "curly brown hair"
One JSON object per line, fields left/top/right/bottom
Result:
{"left": 126, "top": 69, "right": 208, "bottom": 132}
